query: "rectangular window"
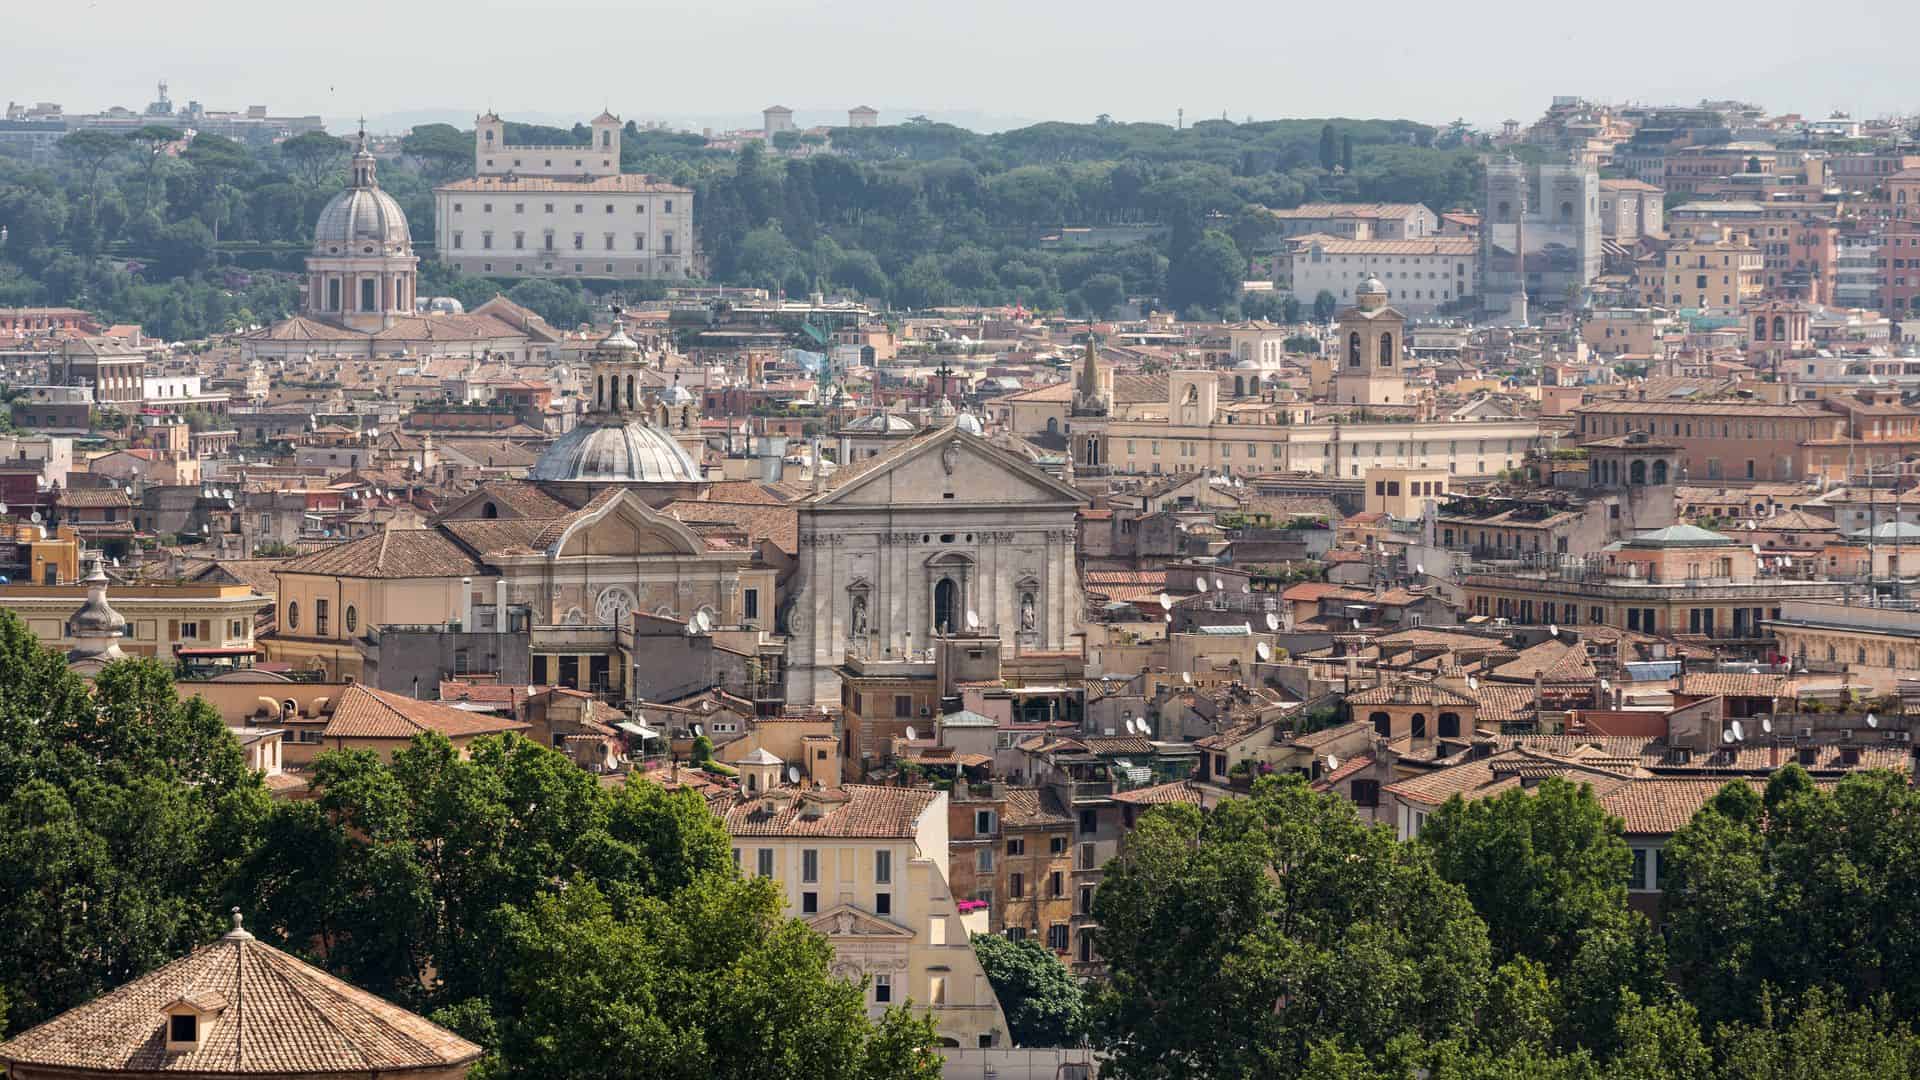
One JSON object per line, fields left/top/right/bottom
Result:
{"left": 665, "top": 199, "right": 674, "bottom": 213}
{"left": 1048, "top": 871, "right": 1062, "bottom": 897}
{"left": 604, "top": 233, "right": 616, "bottom": 251}
{"left": 1049, "top": 835, "right": 1067, "bottom": 855}
{"left": 452, "top": 231, "right": 463, "bottom": 249}
{"left": 634, "top": 233, "right": 646, "bottom": 251}
{"left": 315, "top": 599, "right": 329, "bottom": 637}
{"left": 977, "top": 847, "right": 994, "bottom": 872}
{"left": 801, "top": 891, "right": 818, "bottom": 914}
{"left": 1047, "top": 923, "right": 1069, "bottom": 952}
{"left": 875, "top": 892, "right": 891, "bottom": 915}
{"left": 895, "top": 695, "right": 912, "bottom": 718}
{"left": 975, "top": 810, "right": 995, "bottom": 835}
{"left": 802, "top": 849, "right": 819, "bottom": 883}
{"left": 875, "top": 849, "right": 891, "bottom": 884}
{"left": 757, "top": 848, "right": 774, "bottom": 877}
{"left": 1010, "top": 872, "right": 1024, "bottom": 899}
{"left": 929, "top": 976, "right": 946, "bottom": 1005}
{"left": 1006, "top": 837, "right": 1024, "bottom": 856}
{"left": 744, "top": 589, "right": 759, "bottom": 620}
{"left": 874, "top": 974, "right": 892, "bottom": 1003}
{"left": 573, "top": 233, "right": 584, "bottom": 250}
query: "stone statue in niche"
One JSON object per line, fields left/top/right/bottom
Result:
{"left": 850, "top": 594, "right": 869, "bottom": 639}
{"left": 1020, "top": 591, "right": 1036, "bottom": 632}
{"left": 941, "top": 440, "right": 960, "bottom": 476}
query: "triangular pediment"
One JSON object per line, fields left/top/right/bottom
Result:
{"left": 818, "top": 430, "right": 1087, "bottom": 509}
{"left": 806, "top": 903, "right": 914, "bottom": 939}
{"left": 551, "top": 490, "right": 705, "bottom": 558}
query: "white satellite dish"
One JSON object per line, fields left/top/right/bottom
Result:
{"left": 1721, "top": 729, "right": 1736, "bottom": 745}
{"left": 691, "top": 722, "right": 704, "bottom": 736}
{"left": 695, "top": 611, "right": 712, "bottom": 632}
{"left": 1731, "top": 720, "right": 1745, "bottom": 741}
{"left": 1158, "top": 593, "right": 1173, "bottom": 611}
{"left": 787, "top": 765, "right": 801, "bottom": 783}
{"left": 1467, "top": 675, "right": 1479, "bottom": 691}
{"left": 1164, "top": 612, "right": 1173, "bottom": 623}
{"left": 700, "top": 700, "right": 715, "bottom": 713}
{"left": 904, "top": 725, "right": 917, "bottom": 741}
{"left": 1600, "top": 678, "right": 1610, "bottom": 691}
{"left": 1548, "top": 623, "right": 1559, "bottom": 637}
{"left": 223, "top": 488, "right": 234, "bottom": 500}
{"left": 1761, "top": 716, "right": 1774, "bottom": 734}
{"left": 965, "top": 609, "right": 980, "bottom": 630}
{"left": 1256, "top": 641, "right": 1272, "bottom": 661}
{"left": 1241, "top": 583, "right": 1251, "bottom": 594}
{"left": 1213, "top": 576, "right": 1226, "bottom": 592}
{"left": 1751, "top": 543, "right": 1762, "bottom": 556}
{"left": 1195, "top": 578, "right": 1209, "bottom": 593}
{"left": 1180, "top": 672, "right": 1192, "bottom": 685}
{"left": 1265, "top": 612, "right": 1280, "bottom": 631}
{"left": 29, "top": 512, "right": 41, "bottom": 523}
{"left": 1326, "top": 753, "right": 1339, "bottom": 771}
{"left": 1415, "top": 563, "right": 1425, "bottom": 575}
{"left": 1351, "top": 618, "right": 1362, "bottom": 630}
{"left": 1867, "top": 711, "right": 1879, "bottom": 729}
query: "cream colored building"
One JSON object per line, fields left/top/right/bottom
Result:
{"left": 435, "top": 112, "right": 694, "bottom": 280}
{"left": 1658, "top": 229, "right": 1765, "bottom": 312}
{"left": 1280, "top": 235, "right": 1475, "bottom": 314}
{"left": 0, "top": 579, "right": 268, "bottom": 662}
{"left": 722, "top": 768, "right": 1011, "bottom": 1049}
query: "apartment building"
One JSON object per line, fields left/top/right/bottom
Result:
{"left": 723, "top": 772, "right": 1012, "bottom": 1048}
{"left": 1572, "top": 397, "right": 1845, "bottom": 482}
{"left": 1658, "top": 229, "right": 1764, "bottom": 311}
{"left": 1279, "top": 234, "right": 1476, "bottom": 314}
{"left": 1596, "top": 178, "right": 1665, "bottom": 241}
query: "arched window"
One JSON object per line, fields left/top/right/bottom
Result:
{"left": 625, "top": 374, "right": 636, "bottom": 410}
{"left": 1046, "top": 416, "right": 1059, "bottom": 435}
{"left": 1234, "top": 375, "right": 1245, "bottom": 397}
{"left": 933, "top": 578, "right": 958, "bottom": 636}
{"left": 596, "top": 374, "right": 605, "bottom": 409}
{"left": 286, "top": 601, "right": 299, "bottom": 631}
{"left": 1773, "top": 315, "right": 1786, "bottom": 339}
{"left": 1348, "top": 331, "right": 1362, "bottom": 368}
{"left": 482, "top": 502, "right": 499, "bottom": 519}
{"left": 1183, "top": 383, "right": 1199, "bottom": 404}
{"left": 1438, "top": 712, "right": 1461, "bottom": 738}
{"left": 1560, "top": 201, "right": 1573, "bottom": 220}
{"left": 1379, "top": 333, "right": 1394, "bottom": 367}
{"left": 1368, "top": 711, "right": 1391, "bottom": 737}
{"left": 1497, "top": 201, "right": 1511, "bottom": 219}
{"left": 1410, "top": 713, "right": 1427, "bottom": 738}
{"left": 1652, "top": 459, "right": 1668, "bottom": 484}
{"left": 1629, "top": 459, "right": 1647, "bottom": 484}
{"left": 1754, "top": 316, "right": 1767, "bottom": 340}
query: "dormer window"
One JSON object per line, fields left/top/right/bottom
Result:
{"left": 162, "top": 991, "right": 227, "bottom": 1052}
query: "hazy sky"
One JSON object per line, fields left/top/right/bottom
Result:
{"left": 11, "top": 0, "right": 1917, "bottom": 133}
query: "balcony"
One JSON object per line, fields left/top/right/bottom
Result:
{"left": 1068, "top": 779, "right": 1114, "bottom": 802}
{"left": 530, "top": 623, "right": 631, "bottom": 652}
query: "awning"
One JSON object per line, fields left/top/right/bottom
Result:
{"left": 616, "top": 721, "right": 662, "bottom": 740}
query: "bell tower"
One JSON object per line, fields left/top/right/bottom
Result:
{"left": 1332, "top": 275, "right": 1407, "bottom": 407}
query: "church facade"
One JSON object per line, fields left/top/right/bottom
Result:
{"left": 784, "top": 428, "right": 1088, "bottom": 705}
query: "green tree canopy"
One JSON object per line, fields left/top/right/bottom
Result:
{"left": 971, "top": 934, "right": 1085, "bottom": 1047}
{"left": 1086, "top": 776, "right": 1491, "bottom": 1079}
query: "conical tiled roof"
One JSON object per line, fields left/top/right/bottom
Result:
{"left": 0, "top": 913, "right": 482, "bottom": 1074}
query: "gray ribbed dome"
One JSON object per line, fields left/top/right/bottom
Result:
{"left": 660, "top": 384, "right": 695, "bottom": 406}
{"left": 313, "top": 187, "right": 411, "bottom": 254}
{"left": 956, "top": 412, "right": 984, "bottom": 435}
{"left": 530, "top": 421, "right": 700, "bottom": 484}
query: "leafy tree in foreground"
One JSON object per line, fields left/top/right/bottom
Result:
{"left": 1419, "top": 777, "right": 1633, "bottom": 975}
{"left": 971, "top": 933, "right": 1085, "bottom": 1047}
{"left": 1087, "top": 776, "right": 1490, "bottom": 1079}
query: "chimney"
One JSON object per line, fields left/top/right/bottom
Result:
{"left": 461, "top": 576, "right": 474, "bottom": 631}
{"left": 1533, "top": 669, "right": 1545, "bottom": 713}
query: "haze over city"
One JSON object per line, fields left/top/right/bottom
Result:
{"left": 9, "top": 0, "right": 1919, "bottom": 130}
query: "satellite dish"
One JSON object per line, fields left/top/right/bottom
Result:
{"left": 29, "top": 512, "right": 41, "bottom": 523}
{"left": 1266, "top": 612, "right": 1280, "bottom": 630}
{"left": 1415, "top": 562, "right": 1425, "bottom": 575}
{"left": 223, "top": 488, "right": 234, "bottom": 500}
{"left": 700, "top": 700, "right": 715, "bottom": 713}
{"left": 1867, "top": 711, "right": 1879, "bottom": 729}
{"left": 1195, "top": 578, "right": 1209, "bottom": 593}
{"left": 1352, "top": 618, "right": 1362, "bottom": 630}
{"left": 1158, "top": 593, "right": 1173, "bottom": 611}
{"left": 1721, "top": 729, "right": 1736, "bottom": 745}
{"left": 1326, "top": 753, "right": 1339, "bottom": 772}
{"left": 904, "top": 725, "right": 917, "bottom": 741}
{"left": 1752, "top": 543, "right": 1762, "bottom": 556}
{"left": 1731, "top": 720, "right": 1746, "bottom": 741}
{"left": 695, "top": 610, "right": 712, "bottom": 632}
{"left": 1180, "top": 672, "right": 1192, "bottom": 684}
{"left": 1548, "top": 623, "right": 1559, "bottom": 637}
{"left": 1600, "top": 678, "right": 1610, "bottom": 691}
{"left": 1241, "top": 583, "right": 1251, "bottom": 594}
{"left": 1164, "top": 612, "right": 1173, "bottom": 623}
{"left": 691, "top": 722, "right": 704, "bottom": 736}
{"left": 965, "top": 609, "right": 980, "bottom": 630}
{"left": 1467, "top": 675, "right": 1479, "bottom": 691}
{"left": 1761, "top": 716, "right": 1774, "bottom": 734}
{"left": 1256, "top": 641, "right": 1272, "bottom": 661}
{"left": 1213, "top": 576, "right": 1226, "bottom": 592}
{"left": 787, "top": 765, "right": 801, "bottom": 783}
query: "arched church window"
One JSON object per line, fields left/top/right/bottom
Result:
{"left": 1183, "top": 384, "right": 1199, "bottom": 404}
{"left": 1652, "top": 460, "right": 1668, "bottom": 484}
{"left": 1630, "top": 460, "right": 1647, "bottom": 485}
{"left": 1348, "top": 332, "right": 1362, "bottom": 368}
{"left": 1773, "top": 315, "right": 1786, "bottom": 339}
{"left": 1379, "top": 333, "right": 1394, "bottom": 367}
{"left": 1755, "top": 317, "right": 1767, "bottom": 339}
{"left": 933, "top": 578, "right": 958, "bottom": 637}
{"left": 482, "top": 502, "right": 499, "bottom": 519}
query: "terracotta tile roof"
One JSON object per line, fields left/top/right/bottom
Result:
{"left": 453, "top": 480, "right": 572, "bottom": 520}
{"left": 721, "top": 784, "right": 939, "bottom": 839}
{"left": 1472, "top": 684, "right": 1542, "bottom": 726}
{"left": 1346, "top": 682, "right": 1478, "bottom": 708}
{"left": 1112, "top": 779, "right": 1207, "bottom": 806}
{"left": 1675, "top": 672, "right": 1788, "bottom": 698}
{"left": 438, "top": 517, "right": 552, "bottom": 557}
{"left": 1386, "top": 748, "right": 1636, "bottom": 807}
{"left": 1282, "top": 582, "right": 1348, "bottom": 602}
{"left": 1489, "top": 639, "right": 1598, "bottom": 684}
{"left": 1002, "top": 787, "right": 1072, "bottom": 826}
{"left": 58, "top": 487, "right": 132, "bottom": 508}
{"left": 1082, "top": 735, "right": 1155, "bottom": 756}
{"left": 0, "top": 922, "right": 482, "bottom": 1073}
{"left": 701, "top": 480, "right": 794, "bottom": 505}
{"left": 663, "top": 499, "right": 799, "bottom": 555}
{"left": 275, "top": 528, "right": 486, "bottom": 579}
{"left": 1311, "top": 753, "right": 1374, "bottom": 791}
{"left": 321, "top": 685, "right": 531, "bottom": 740}
{"left": 1599, "top": 777, "right": 1768, "bottom": 835}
